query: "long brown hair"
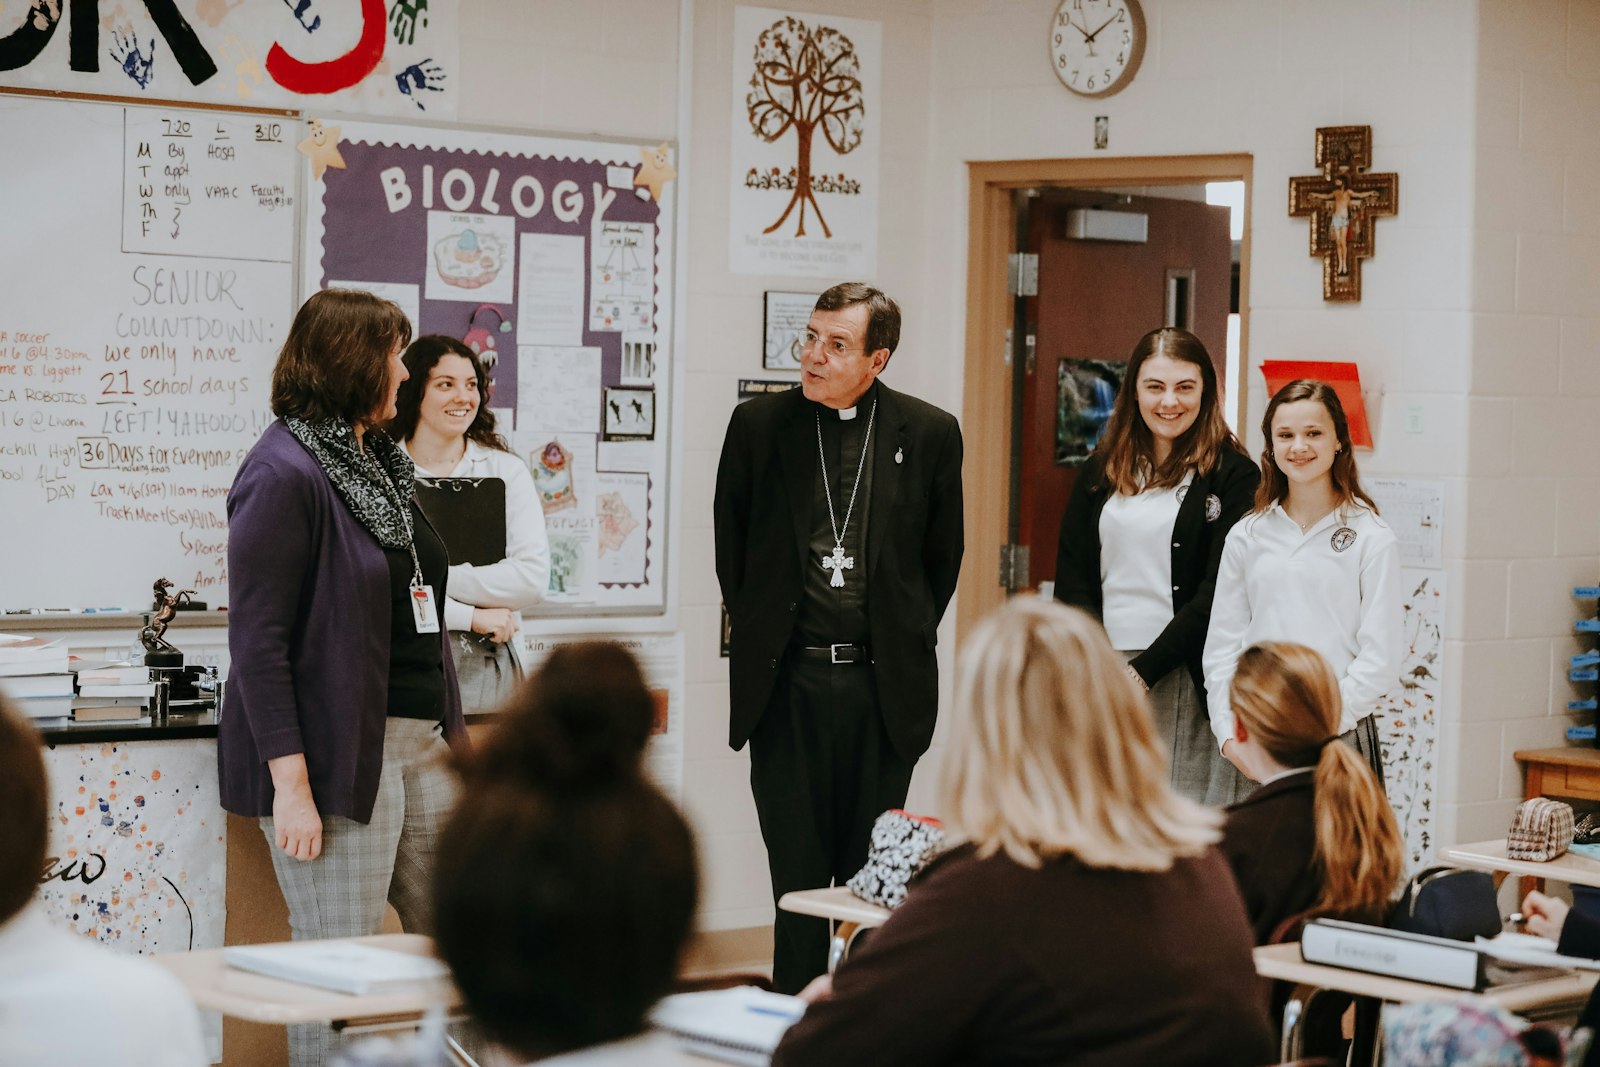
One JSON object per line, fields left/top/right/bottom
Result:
{"left": 0, "top": 696, "right": 46, "bottom": 924}
{"left": 1230, "top": 642, "right": 1401, "bottom": 920}
{"left": 388, "top": 335, "right": 510, "bottom": 453}
{"left": 1094, "top": 327, "right": 1243, "bottom": 495}
{"left": 1254, "top": 379, "right": 1378, "bottom": 514}
{"left": 270, "top": 288, "right": 412, "bottom": 425}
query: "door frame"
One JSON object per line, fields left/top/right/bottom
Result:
{"left": 957, "top": 154, "right": 1254, "bottom": 641}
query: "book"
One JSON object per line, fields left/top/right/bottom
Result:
{"left": 224, "top": 942, "right": 450, "bottom": 996}
{"left": 0, "top": 673, "right": 75, "bottom": 699}
{"left": 0, "top": 653, "right": 70, "bottom": 676}
{"left": 13, "top": 694, "right": 74, "bottom": 719}
{"left": 77, "top": 681, "right": 158, "bottom": 698}
{"left": 75, "top": 664, "right": 152, "bottom": 686}
{"left": 71, "top": 704, "right": 147, "bottom": 722}
{"left": 1300, "top": 918, "right": 1486, "bottom": 990}
{"left": 0, "top": 635, "right": 63, "bottom": 662}
{"left": 649, "top": 986, "right": 804, "bottom": 1066}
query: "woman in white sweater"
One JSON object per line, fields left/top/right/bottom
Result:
{"left": 1203, "top": 379, "right": 1402, "bottom": 781}
{"left": 391, "top": 335, "right": 550, "bottom": 713}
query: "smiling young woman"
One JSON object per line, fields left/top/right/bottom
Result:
{"left": 390, "top": 335, "right": 550, "bottom": 716}
{"left": 1202, "top": 379, "right": 1402, "bottom": 788}
{"left": 1054, "top": 327, "right": 1259, "bottom": 806}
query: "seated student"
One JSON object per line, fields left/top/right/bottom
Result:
{"left": 431, "top": 642, "right": 701, "bottom": 1066}
{"left": 0, "top": 697, "right": 207, "bottom": 1067}
{"left": 772, "top": 598, "right": 1274, "bottom": 1067}
{"left": 1219, "top": 641, "right": 1403, "bottom": 944}
{"left": 1522, "top": 890, "right": 1600, "bottom": 1067}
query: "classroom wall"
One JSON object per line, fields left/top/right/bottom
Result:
{"left": 447, "top": 0, "right": 1599, "bottom": 930}
{"left": 1443, "top": 0, "right": 1600, "bottom": 841}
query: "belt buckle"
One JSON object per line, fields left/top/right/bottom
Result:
{"left": 830, "top": 643, "right": 851, "bottom": 664}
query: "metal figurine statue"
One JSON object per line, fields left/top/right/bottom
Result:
{"left": 141, "top": 578, "right": 194, "bottom": 667}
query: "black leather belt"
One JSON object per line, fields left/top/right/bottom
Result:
{"left": 794, "top": 643, "right": 871, "bottom": 665}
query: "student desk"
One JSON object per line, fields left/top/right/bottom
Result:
{"left": 1441, "top": 838, "right": 1600, "bottom": 903}
{"left": 153, "top": 934, "right": 478, "bottom": 1065}
{"left": 777, "top": 887, "right": 891, "bottom": 973}
{"left": 1255, "top": 942, "right": 1598, "bottom": 1065}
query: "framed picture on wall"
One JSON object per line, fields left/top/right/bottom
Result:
{"left": 1056, "top": 358, "right": 1125, "bottom": 466}
{"left": 603, "top": 386, "right": 656, "bottom": 441}
{"left": 763, "top": 290, "right": 817, "bottom": 371}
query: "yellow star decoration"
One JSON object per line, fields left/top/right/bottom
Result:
{"left": 634, "top": 142, "right": 675, "bottom": 203}
{"left": 298, "top": 119, "right": 346, "bottom": 182}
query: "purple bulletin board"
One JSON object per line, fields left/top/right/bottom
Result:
{"left": 303, "top": 121, "right": 675, "bottom": 615}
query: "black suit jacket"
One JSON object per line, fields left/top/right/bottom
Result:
{"left": 714, "top": 381, "right": 964, "bottom": 761}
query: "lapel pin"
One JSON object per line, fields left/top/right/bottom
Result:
{"left": 894, "top": 447, "right": 903, "bottom": 464}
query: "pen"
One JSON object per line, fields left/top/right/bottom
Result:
{"left": 82, "top": 607, "right": 129, "bottom": 614}
{"left": 746, "top": 1005, "right": 802, "bottom": 1019}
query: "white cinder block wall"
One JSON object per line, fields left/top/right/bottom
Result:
{"left": 447, "top": 0, "right": 1598, "bottom": 932}
{"left": 1444, "top": 0, "right": 1600, "bottom": 843}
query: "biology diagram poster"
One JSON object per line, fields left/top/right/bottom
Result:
{"left": 727, "top": 6, "right": 880, "bottom": 278}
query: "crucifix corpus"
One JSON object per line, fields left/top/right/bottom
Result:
{"left": 1288, "top": 126, "right": 1398, "bottom": 302}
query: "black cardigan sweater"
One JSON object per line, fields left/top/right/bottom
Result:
{"left": 1053, "top": 446, "right": 1259, "bottom": 691}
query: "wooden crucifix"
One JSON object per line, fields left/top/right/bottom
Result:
{"left": 1288, "top": 126, "right": 1398, "bottom": 302}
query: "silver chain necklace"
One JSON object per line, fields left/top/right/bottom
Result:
{"left": 815, "top": 399, "right": 877, "bottom": 588}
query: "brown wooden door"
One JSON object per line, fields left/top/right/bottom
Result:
{"left": 1017, "top": 191, "right": 1232, "bottom": 590}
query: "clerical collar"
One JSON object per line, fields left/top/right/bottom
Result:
{"left": 838, "top": 405, "right": 858, "bottom": 421}
{"left": 827, "top": 382, "right": 876, "bottom": 421}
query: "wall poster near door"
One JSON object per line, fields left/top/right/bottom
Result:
{"left": 1055, "top": 358, "right": 1124, "bottom": 466}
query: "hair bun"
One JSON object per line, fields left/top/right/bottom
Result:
{"left": 475, "top": 642, "right": 656, "bottom": 792}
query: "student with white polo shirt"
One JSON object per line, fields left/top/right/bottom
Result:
{"left": 1202, "top": 379, "right": 1402, "bottom": 782}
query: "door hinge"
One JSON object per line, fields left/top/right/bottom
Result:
{"left": 1006, "top": 253, "right": 1039, "bottom": 297}
{"left": 998, "top": 544, "right": 1031, "bottom": 591}
{"left": 1024, "top": 333, "right": 1036, "bottom": 375}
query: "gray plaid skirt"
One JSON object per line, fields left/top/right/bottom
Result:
{"left": 1132, "top": 655, "right": 1252, "bottom": 808}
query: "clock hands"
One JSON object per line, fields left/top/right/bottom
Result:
{"left": 1084, "top": 12, "right": 1119, "bottom": 45}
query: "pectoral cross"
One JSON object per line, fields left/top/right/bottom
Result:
{"left": 821, "top": 545, "right": 853, "bottom": 588}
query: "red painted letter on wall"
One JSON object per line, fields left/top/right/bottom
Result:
{"left": 265, "top": 0, "right": 385, "bottom": 95}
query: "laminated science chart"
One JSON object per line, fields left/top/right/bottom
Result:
{"left": 305, "top": 121, "right": 675, "bottom": 614}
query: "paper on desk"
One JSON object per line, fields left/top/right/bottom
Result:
{"left": 1476, "top": 931, "right": 1600, "bottom": 971}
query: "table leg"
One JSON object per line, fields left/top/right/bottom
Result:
{"left": 827, "top": 921, "right": 861, "bottom": 974}
{"left": 1521, "top": 766, "right": 1545, "bottom": 903}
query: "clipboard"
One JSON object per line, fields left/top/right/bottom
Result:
{"left": 414, "top": 477, "right": 507, "bottom": 566}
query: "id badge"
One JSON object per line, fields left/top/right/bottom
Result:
{"left": 410, "top": 584, "right": 441, "bottom": 634}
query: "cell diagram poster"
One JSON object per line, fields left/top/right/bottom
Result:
{"left": 0, "top": 0, "right": 458, "bottom": 117}
{"left": 304, "top": 120, "right": 675, "bottom": 613}
{"left": 728, "top": 6, "right": 880, "bottom": 278}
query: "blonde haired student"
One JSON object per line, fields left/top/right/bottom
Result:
{"left": 1220, "top": 642, "right": 1403, "bottom": 943}
{"left": 1202, "top": 379, "right": 1403, "bottom": 777}
{"left": 772, "top": 598, "right": 1273, "bottom": 1066}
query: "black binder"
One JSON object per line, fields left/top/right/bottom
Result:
{"left": 414, "top": 477, "right": 507, "bottom": 566}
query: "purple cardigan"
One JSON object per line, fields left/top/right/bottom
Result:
{"left": 219, "top": 421, "right": 466, "bottom": 822}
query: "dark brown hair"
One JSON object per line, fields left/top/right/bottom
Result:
{"left": 1094, "top": 327, "right": 1244, "bottom": 494}
{"left": 270, "top": 289, "right": 412, "bottom": 425}
{"left": 1254, "top": 379, "right": 1378, "bottom": 513}
{"left": 0, "top": 696, "right": 47, "bottom": 924}
{"left": 433, "top": 643, "right": 698, "bottom": 1060}
{"left": 815, "top": 282, "right": 901, "bottom": 359}
{"left": 387, "top": 335, "right": 510, "bottom": 453}
{"left": 1230, "top": 642, "right": 1401, "bottom": 921}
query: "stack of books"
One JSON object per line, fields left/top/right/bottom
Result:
{"left": 72, "top": 664, "right": 155, "bottom": 722}
{"left": 0, "top": 636, "right": 73, "bottom": 719}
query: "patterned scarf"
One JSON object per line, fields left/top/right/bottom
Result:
{"left": 284, "top": 417, "right": 416, "bottom": 550}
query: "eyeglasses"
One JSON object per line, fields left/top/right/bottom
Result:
{"left": 800, "top": 330, "right": 864, "bottom": 358}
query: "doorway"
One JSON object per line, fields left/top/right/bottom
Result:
{"left": 956, "top": 156, "right": 1253, "bottom": 640}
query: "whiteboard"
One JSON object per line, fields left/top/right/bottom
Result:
{"left": 303, "top": 119, "right": 676, "bottom": 615}
{"left": 0, "top": 92, "right": 296, "bottom": 611}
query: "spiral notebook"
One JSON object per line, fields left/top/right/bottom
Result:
{"left": 413, "top": 477, "right": 506, "bottom": 566}
{"left": 649, "top": 986, "right": 804, "bottom": 1066}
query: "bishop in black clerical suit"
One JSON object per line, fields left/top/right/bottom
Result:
{"left": 714, "top": 283, "right": 964, "bottom": 992}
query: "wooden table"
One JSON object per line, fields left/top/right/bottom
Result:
{"left": 777, "top": 886, "right": 891, "bottom": 973}
{"left": 1513, "top": 746, "right": 1600, "bottom": 896}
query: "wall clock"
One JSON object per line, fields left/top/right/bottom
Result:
{"left": 1050, "top": 0, "right": 1147, "bottom": 98}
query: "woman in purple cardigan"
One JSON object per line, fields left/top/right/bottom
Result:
{"left": 219, "top": 289, "right": 467, "bottom": 1067}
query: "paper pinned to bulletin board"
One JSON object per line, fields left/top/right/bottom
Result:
{"left": 1259, "top": 360, "right": 1372, "bottom": 448}
{"left": 303, "top": 120, "right": 675, "bottom": 615}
